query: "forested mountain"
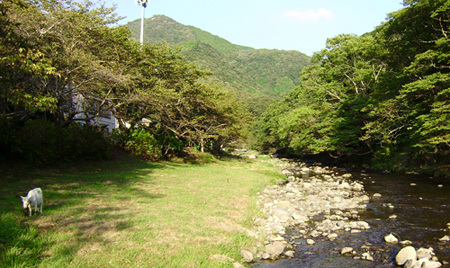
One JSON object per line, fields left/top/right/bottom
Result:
{"left": 127, "top": 15, "right": 311, "bottom": 115}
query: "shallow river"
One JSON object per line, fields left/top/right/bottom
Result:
{"left": 254, "top": 170, "right": 450, "bottom": 268}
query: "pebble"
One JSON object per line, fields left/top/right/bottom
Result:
{"left": 341, "top": 247, "right": 354, "bottom": 255}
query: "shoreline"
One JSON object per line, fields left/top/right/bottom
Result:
{"left": 249, "top": 159, "right": 372, "bottom": 261}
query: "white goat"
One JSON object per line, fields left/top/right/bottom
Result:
{"left": 21, "top": 188, "right": 43, "bottom": 216}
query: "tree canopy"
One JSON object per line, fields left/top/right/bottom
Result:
{"left": 0, "top": 0, "right": 251, "bottom": 162}
{"left": 253, "top": 0, "right": 450, "bottom": 176}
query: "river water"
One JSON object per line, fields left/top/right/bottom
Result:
{"left": 253, "top": 169, "right": 450, "bottom": 268}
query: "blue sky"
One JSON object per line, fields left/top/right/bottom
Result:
{"left": 105, "top": 0, "right": 405, "bottom": 56}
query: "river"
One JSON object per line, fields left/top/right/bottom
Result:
{"left": 253, "top": 169, "right": 450, "bottom": 268}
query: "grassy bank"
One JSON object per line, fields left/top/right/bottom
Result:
{"left": 0, "top": 152, "right": 282, "bottom": 267}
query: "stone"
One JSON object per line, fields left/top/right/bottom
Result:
{"left": 342, "top": 173, "right": 353, "bottom": 179}
{"left": 240, "top": 249, "right": 254, "bottom": 263}
{"left": 417, "top": 247, "right": 433, "bottom": 260}
{"left": 338, "top": 182, "right": 351, "bottom": 189}
{"left": 385, "top": 233, "right": 399, "bottom": 243}
{"left": 352, "top": 183, "right": 364, "bottom": 192}
{"left": 327, "top": 233, "right": 338, "bottom": 240}
{"left": 284, "top": 250, "right": 295, "bottom": 258}
{"left": 438, "top": 235, "right": 450, "bottom": 242}
{"left": 277, "top": 200, "right": 291, "bottom": 208}
{"left": 356, "top": 221, "right": 370, "bottom": 229}
{"left": 422, "top": 261, "right": 442, "bottom": 268}
{"left": 264, "top": 241, "right": 286, "bottom": 257}
{"left": 396, "top": 246, "right": 417, "bottom": 266}
{"left": 372, "top": 193, "right": 382, "bottom": 199}
{"left": 404, "top": 259, "right": 418, "bottom": 268}
{"left": 233, "top": 262, "right": 246, "bottom": 268}
{"left": 309, "top": 230, "right": 320, "bottom": 237}
{"left": 341, "top": 247, "right": 354, "bottom": 255}
{"left": 362, "top": 252, "right": 374, "bottom": 261}
{"left": 272, "top": 208, "right": 291, "bottom": 223}
{"left": 306, "top": 239, "right": 315, "bottom": 245}
{"left": 291, "top": 213, "right": 308, "bottom": 222}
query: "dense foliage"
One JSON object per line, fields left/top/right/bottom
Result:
{"left": 127, "top": 15, "right": 311, "bottom": 116}
{"left": 0, "top": 0, "right": 251, "bottom": 163}
{"left": 254, "top": 0, "right": 450, "bottom": 176}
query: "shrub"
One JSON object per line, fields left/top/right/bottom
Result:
{"left": 113, "top": 129, "right": 162, "bottom": 160}
{"left": 5, "top": 119, "right": 111, "bottom": 164}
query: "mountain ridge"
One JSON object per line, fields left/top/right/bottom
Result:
{"left": 126, "top": 15, "right": 311, "bottom": 115}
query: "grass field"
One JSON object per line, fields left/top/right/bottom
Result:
{"left": 0, "top": 152, "right": 283, "bottom": 267}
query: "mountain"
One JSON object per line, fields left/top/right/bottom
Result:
{"left": 126, "top": 15, "right": 311, "bottom": 115}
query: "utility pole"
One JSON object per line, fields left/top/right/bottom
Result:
{"left": 136, "top": 0, "right": 149, "bottom": 45}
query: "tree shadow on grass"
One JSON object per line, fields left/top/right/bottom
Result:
{"left": 0, "top": 153, "right": 166, "bottom": 267}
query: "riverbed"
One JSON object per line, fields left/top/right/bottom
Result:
{"left": 253, "top": 165, "right": 450, "bottom": 268}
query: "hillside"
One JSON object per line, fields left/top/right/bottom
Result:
{"left": 127, "top": 15, "right": 311, "bottom": 115}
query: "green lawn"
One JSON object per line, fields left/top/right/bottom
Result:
{"left": 0, "top": 152, "right": 282, "bottom": 267}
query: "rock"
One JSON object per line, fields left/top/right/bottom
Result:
{"left": 417, "top": 247, "right": 433, "bottom": 260}
{"left": 410, "top": 183, "right": 417, "bottom": 186}
{"left": 277, "top": 200, "right": 291, "bottom": 208}
{"left": 362, "top": 252, "right": 374, "bottom": 261}
{"left": 352, "top": 183, "right": 364, "bottom": 192}
{"left": 404, "top": 259, "right": 418, "bottom": 268}
{"left": 372, "top": 193, "right": 382, "bottom": 199}
{"left": 277, "top": 179, "right": 288, "bottom": 185}
{"left": 327, "top": 233, "right": 338, "bottom": 240}
{"left": 248, "top": 154, "right": 258, "bottom": 159}
{"left": 438, "top": 235, "right": 450, "bottom": 242}
{"left": 396, "top": 246, "right": 417, "bottom": 266}
{"left": 385, "top": 233, "right": 399, "bottom": 243}
{"left": 272, "top": 208, "right": 292, "bottom": 223}
{"left": 258, "top": 252, "right": 270, "bottom": 259}
{"left": 356, "top": 221, "right": 370, "bottom": 229}
{"left": 341, "top": 247, "right": 354, "bottom": 255}
{"left": 233, "top": 262, "right": 246, "bottom": 268}
{"left": 338, "top": 182, "right": 351, "bottom": 190}
{"left": 422, "top": 261, "right": 442, "bottom": 268}
{"left": 291, "top": 213, "right": 308, "bottom": 222}
{"left": 306, "top": 239, "right": 315, "bottom": 245}
{"left": 309, "top": 230, "right": 320, "bottom": 237}
{"left": 264, "top": 241, "right": 286, "bottom": 257}
{"left": 284, "top": 250, "right": 295, "bottom": 258}
{"left": 240, "top": 249, "right": 254, "bottom": 263}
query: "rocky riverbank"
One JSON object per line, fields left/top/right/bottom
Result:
{"left": 237, "top": 159, "right": 447, "bottom": 268}
{"left": 248, "top": 160, "right": 371, "bottom": 261}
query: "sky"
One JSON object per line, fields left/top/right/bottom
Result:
{"left": 104, "top": 0, "right": 405, "bottom": 56}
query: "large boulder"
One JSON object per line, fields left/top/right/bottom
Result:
{"left": 396, "top": 246, "right": 417, "bottom": 266}
{"left": 240, "top": 249, "right": 254, "bottom": 263}
{"left": 264, "top": 241, "right": 286, "bottom": 257}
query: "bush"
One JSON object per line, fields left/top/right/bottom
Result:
{"left": 4, "top": 119, "right": 111, "bottom": 164}
{"left": 113, "top": 129, "right": 162, "bottom": 160}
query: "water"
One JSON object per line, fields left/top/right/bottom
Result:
{"left": 253, "top": 170, "right": 450, "bottom": 268}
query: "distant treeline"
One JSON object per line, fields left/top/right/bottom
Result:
{"left": 253, "top": 0, "right": 450, "bottom": 176}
